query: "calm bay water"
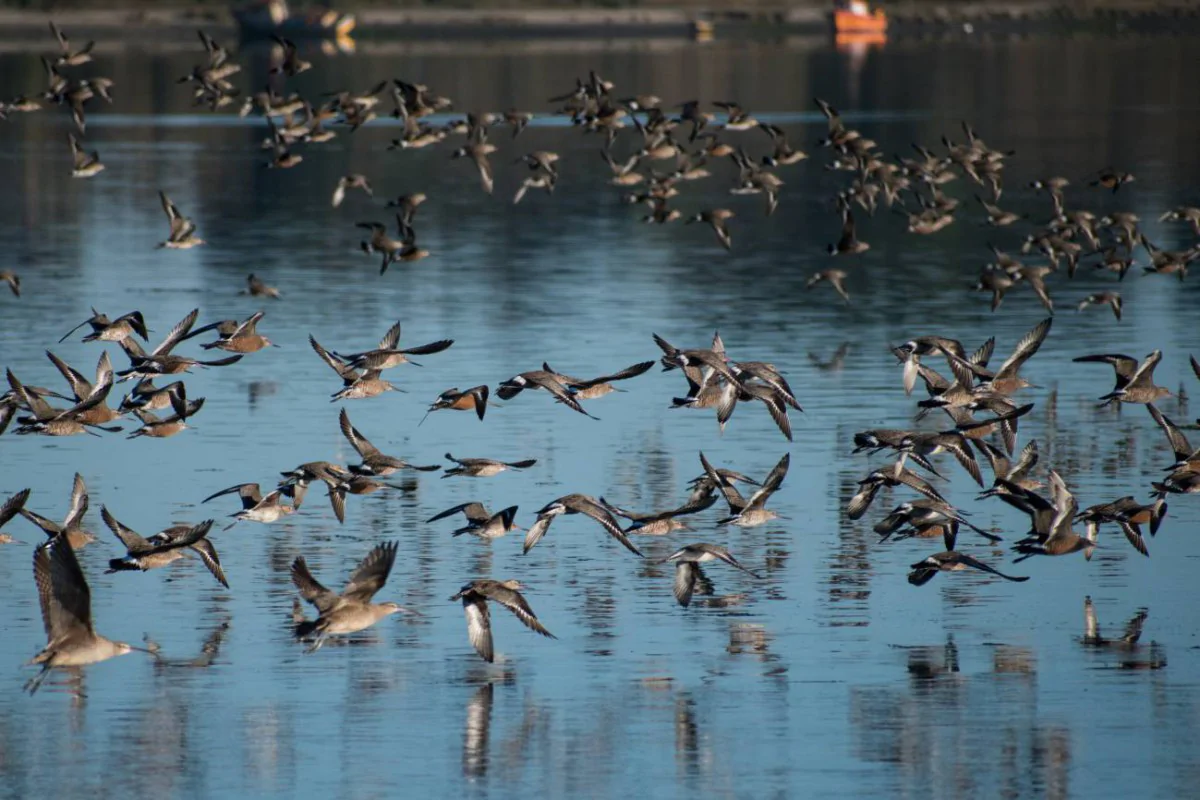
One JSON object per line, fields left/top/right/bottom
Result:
{"left": 0, "top": 30, "right": 1198, "bottom": 799}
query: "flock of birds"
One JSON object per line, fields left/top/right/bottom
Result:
{"left": 1, "top": 21, "right": 1198, "bottom": 693}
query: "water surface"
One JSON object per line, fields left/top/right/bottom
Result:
{"left": 0, "top": 31, "right": 1198, "bottom": 799}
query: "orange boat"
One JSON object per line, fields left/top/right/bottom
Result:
{"left": 833, "top": 0, "right": 888, "bottom": 34}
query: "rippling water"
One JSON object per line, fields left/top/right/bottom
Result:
{"left": 1, "top": 30, "right": 1198, "bottom": 799}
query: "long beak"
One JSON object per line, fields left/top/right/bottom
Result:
{"left": 418, "top": 409, "right": 432, "bottom": 427}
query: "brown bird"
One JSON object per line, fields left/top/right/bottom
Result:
{"left": 1077, "top": 292, "right": 1122, "bottom": 321}
{"left": 687, "top": 209, "right": 734, "bottom": 251}
{"left": 101, "top": 507, "right": 227, "bottom": 587}
{"left": 806, "top": 269, "right": 850, "bottom": 303}
{"left": 422, "top": 386, "right": 491, "bottom": 424}
{"left": 449, "top": 579, "right": 555, "bottom": 663}
{"left": 523, "top": 494, "right": 643, "bottom": 556}
{"left": 291, "top": 542, "right": 408, "bottom": 653}
{"left": 25, "top": 533, "right": 152, "bottom": 694}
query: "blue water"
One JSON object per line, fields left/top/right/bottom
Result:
{"left": 0, "top": 31, "right": 1198, "bottom": 799}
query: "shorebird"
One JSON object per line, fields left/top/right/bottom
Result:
{"left": 1012, "top": 471, "right": 1098, "bottom": 562}
{"left": 687, "top": 209, "right": 735, "bottom": 251}
{"left": 8, "top": 366, "right": 122, "bottom": 436}
{"left": 269, "top": 36, "right": 311, "bottom": 76}
{"left": 310, "top": 335, "right": 399, "bottom": 401}
{"left": 421, "top": 385, "right": 490, "bottom": 424}
{"left": 497, "top": 370, "right": 598, "bottom": 418}
{"left": 359, "top": 217, "right": 431, "bottom": 274}
{"left": 449, "top": 580, "right": 555, "bottom": 663}
{"left": 1073, "top": 350, "right": 1170, "bottom": 406}
{"left": 202, "top": 483, "right": 297, "bottom": 530}
{"left": 1159, "top": 206, "right": 1200, "bottom": 236}
{"left": 806, "top": 269, "right": 851, "bottom": 303}
{"left": 977, "top": 195, "right": 1021, "bottom": 226}
{"left": 331, "top": 174, "right": 373, "bottom": 207}
{"left": 49, "top": 21, "right": 94, "bottom": 67}
{"left": 25, "top": 533, "right": 152, "bottom": 694}
{"left": 524, "top": 494, "right": 643, "bottom": 556}
{"left": 908, "top": 551, "right": 1030, "bottom": 586}
{"left": 759, "top": 123, "right": 807, "bottom": 166}
{"left": 59, "top": 308, "right": 148, "bottom": 344}
{"left": 701, "top": 452, "right": 789, "bottom": 527}
{"left": 663, "top": 544, "right": 760, "bottom": 607}
{"left": 443, "top": 454, "right": 536, "bottom": 478}
{"left": 874, "top": 498, "right": 1000, "bottom": 546}
{"left": 514, "top": 174, "right": 555, "bottom": 204}
{"left": 19, "top": 473, "right": 95, "bottom": 551}
{"left": 974, "top": 439, "right": 1042, "bottom": 490}
{"left": 101, "top": 507, "right": 227, "bottom": 587}
{"left": 1076, "top": 497, "right": 1160, "bottom": 557}
{"left": 125, "top": 385, "right": 203, "bottom": 439}
{"left": 827, "top": 206, "right": 869, "bottom": 255}
{"left": 68, "top": 133, "right": 104, "bottom": 178}
{"left": 1078, "top": 292, "right": 1122, "bottom": 321}
{"left": 199, "top": 311, "right": 275, "bottom": 353}
{"left": 385, "top": 192, "right": 427, "bottom": 227}
{"left": 0, "top": 270, "right": 19, "bottom": 297}
{"left": 1090, "top": 168, "right": 1134, "bottom": 193}
{"left": 243, "top": 273, "right": 281, "bottom": 299}
{"left": 1083, "top": 596, "right": 1148, "bottom": 648}
{"left": 428, "top": 503, "right": 521, "bottom": 539}
{"left": 1147, "top": 403, "right": 1200, "bottom": 479}
{"left": 330, "top": 321, "right": 453, "bottom": 371}
{"left": 451, "top": 138, "right": 498, "bottom": 194}
{"left": 339, "top": 408, "right": 440, "bottom": 475}
{"left": 292, "top": 542, "right": 407, "bottom": 653}
{"left": 156, "top": 191, "right": 205, "bottom": 249}
{"left": 598, "top": 494, "right": 714, "bottom": 536}
{"left": 537, "top": 360, "right": 653, "bottom": 400}
{"left": 0, "top": 488, "right": 31, "bottom": 544}
{"left": 118, "top": 309, "right": 243, "bottom": 379}
{"left": 847, "top": 463, "right": 947, "bottom": 520}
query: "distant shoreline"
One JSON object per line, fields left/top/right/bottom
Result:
{"left": 0, "top": 1, "right": 1197, "bottom": 40}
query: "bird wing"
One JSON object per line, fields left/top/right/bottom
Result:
{"left": 463, "top": 595, "right": 494, "bottom": 662}
{"left": 577, "top": 360, "right": 655, "bottom": 388}
{"left": 428, "top": 502, "right": 488, "bottom": 524}
{"left": 565, "top": 496, "right": 644, "bottom": 556}
{"left": 972, "top": 439, "right": 1010, "bottom": 480}
{"left": 0, "top": 488, "right": 30, "bottom": 528}
{"left": 1072, "top": 353, "right": 1138, "bottom": 385}
{"left": 377, "top": 320, "right": 402, "bottom": 351}
{"left": 36, "top": 533, "right": 94, "bottom": 640}
{"left": 523, "top": 514, "right": 553, "bottom": 554}
{"left": 152, "top": 308, "right": 200, "bottom": 357}
{"left": 338, "top": 407, "right": 380, "bottom": 458}
{"left": 711, "top": 546, "right": 761, "bottom": 577}
{"left": 994, "top": 317, "right": 1052, "bottom": 381}
{"left": 64, "top": 473, "right": 88, "bottom": 529}
{"left": 100, "top": 506, "right": 152, "bottom": 554}
{"left": 188, "top": 535, "right": 229, "bottom": 588}
{"left": 290, "top": 556, "right": 340, "bottom": 614}
{"left": 674, "top": 561, "right": 698, "bottom": 607}
{"left": 202, "top": 483, "right": 262, "bottom": 509}
{"left": 401, "top": 339, "right": 454, "bottom": 356}
{"left": 489, "top": 586, "right": 556, "bottom": 639}
{"left": 1146, "top": 404, "right": 1194, "bottom": 462}
{"left": 342, "top": 541, "right": 398, "bottom": 603}
{"left": 1127, "top": 350, "right": 1163, "bottom": 390}
{"left": 45, "top": 351, "right": 92, "bottom": 400}
{"left": 746, "top": 453, "right": 790, "bottom": 509}
{"left": 952, "top": 552, "right": 1030, "bottom": 582}
{"left": 699, "top": 451, "right": 746, "bottom": 513}
{"left": 309, "top": 335, "right": 358, "bottom": 382}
